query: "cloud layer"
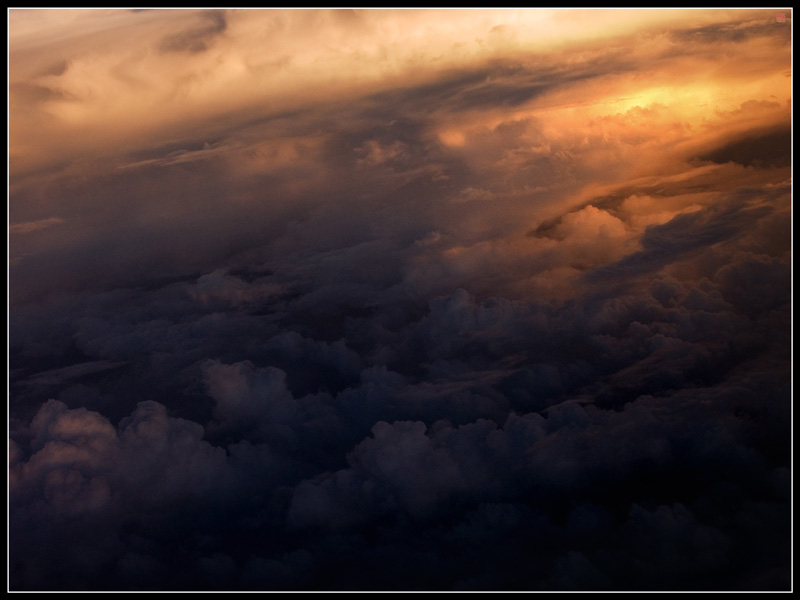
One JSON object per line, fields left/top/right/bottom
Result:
{"left": 9, "top": 8, "right": 792, "bottom": 591}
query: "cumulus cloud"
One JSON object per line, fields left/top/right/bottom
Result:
{"left": 9, "top": 8, "right": 791, "bottom": 592}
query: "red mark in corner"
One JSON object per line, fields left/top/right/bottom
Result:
{"left": 776, "top": 13, "right": 786, "bottom": 22}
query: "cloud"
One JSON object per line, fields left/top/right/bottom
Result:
{"left": 696, "top": 126, "right": 791, "bottom": 168}
{"left": 584, "top": 189, "right": 784, "bottom": 284}
{"left": 203, "top": 359, "right": 299, "bottom": 444}
{"left": 158, "top": 10, "right": 227, "bottom": 53}
{"left": 10, "top": 217, "right": 65, "bottom": 235}
{"left": 670, "top": 18, "right": 792, "bottom": 45}
{"left": 22, "top": 360, "right": 128, "bottom": 388}
{"left": 9, "top": 8, "right": 791, "bottom": 591}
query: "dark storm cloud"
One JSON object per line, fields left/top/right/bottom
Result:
{"left": 696, "top": 126, "right": 791, "bottom": 168}
{"left": 9, "top": 8, "right": 791, "bottom": 592}
{"left": 584, "top": 190, "right": 781, "bottom": 284}
{"left": 283, "top": 370, "right": 789, "bottom": 589}
{"left": 159, "top": 10, "right": 227, "bottom": 54}
{"left": 9, "top": 256, "right": 791, "bottom": 590}
{"left": 9, "top": 148, "right": 791, "bottom": 589}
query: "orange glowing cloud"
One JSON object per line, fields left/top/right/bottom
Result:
{"left": 8, "top": 8, "right": 792, "bottom": 305}
{"left": 10, "top": 9, "right": 790, "bottom": 179}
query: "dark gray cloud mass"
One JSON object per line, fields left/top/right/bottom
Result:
{"left": 8, "top": 8, "right": 792, "bottom": 592}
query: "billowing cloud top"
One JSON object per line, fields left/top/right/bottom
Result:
{"left": 8, "top": 8, "right": 792, "bottom": 592}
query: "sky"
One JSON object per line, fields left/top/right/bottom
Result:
{"left": 7, "top": 8, "right": 792, "bottom": 591}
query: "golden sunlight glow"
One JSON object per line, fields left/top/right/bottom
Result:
{"left": 9, "top": 8, "right": 789, "bottom": 177}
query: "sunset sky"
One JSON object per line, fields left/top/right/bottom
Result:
{"left": 8, "top": 8, "right": 792, "bottom": 591}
